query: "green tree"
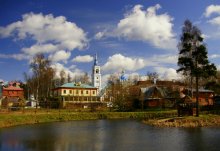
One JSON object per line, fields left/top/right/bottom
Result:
{"left": 177, "top": 19, "right": 217, "bottom": 116}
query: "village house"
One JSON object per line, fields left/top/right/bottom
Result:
{"left": 129, "top": 80, "right": 185, "bottom": 109}
{"left": 52, "top": 54, "right": 103, "bottom": 109}
{"left": 183, "top": 88, "right": 214, "bottom": 106}
{"left": 1, "top": 82, "right": 24, "bottom": 108}
{"left": 52, "top": 82, "right": 102, "bottom": 109}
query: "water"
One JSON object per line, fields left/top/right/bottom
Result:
{"left": 0, "top": 120, "right": 220, "bottom": 151}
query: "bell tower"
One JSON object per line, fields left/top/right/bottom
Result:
{"left": 92, "top": 54, "right": 101, "bottom": 92}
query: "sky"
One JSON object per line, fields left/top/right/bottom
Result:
{"left": 1, "top": 0, "right": 220, "bottom": 85}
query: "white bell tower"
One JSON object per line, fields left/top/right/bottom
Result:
{"left": 92, "top": 54, "right": 101, "bottom": 91}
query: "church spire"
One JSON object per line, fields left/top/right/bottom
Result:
{"left": 92, "top": 53, "right": 101, "bottom": 92}
{"left": 94, "top": 53, "right": 98, "bottom": 66}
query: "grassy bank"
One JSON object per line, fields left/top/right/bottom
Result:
{"left": 0, "top": 109, "right": 177, "bottom": 128}
{"left": 144, "top": 114, "right": 220, "bottom": 128}
{"left": 2, "top": 109, "right": 220, "bottom": 128}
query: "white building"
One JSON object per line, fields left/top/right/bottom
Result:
{"left": 92, "top": 54, "right": 101, "bottom": 93}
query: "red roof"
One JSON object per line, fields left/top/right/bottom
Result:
{"left": 3, "top": 85, "right": 23, "bottom": 91}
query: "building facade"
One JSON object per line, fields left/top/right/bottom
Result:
{"left": 53, "top": 82, "right": 101, "bottom": 108}
{"left": 1, "top": 82, "right": 24, "bottom": 108}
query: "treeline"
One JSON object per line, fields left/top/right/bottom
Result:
{"left": 23, "top": 54, "right": 89, "bottom": 101}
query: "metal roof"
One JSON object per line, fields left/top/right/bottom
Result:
{"left": 59, "top": 83, "right": 97, "bottom": 89}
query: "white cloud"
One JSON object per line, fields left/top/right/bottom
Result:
{"left": 217, "top": 65, "right": 220, "bottom": 70}
{"left": 0, "top": 53, "right": 30, "bottom": 60}
{"left": 49, "top": 50, "right": 71, "bottom": 62}
{"left": 209, "top": 54, "right": 220, "bottom": 59}
{"left": 0, "top": 12, "right": 88, "bottom": 60}
{"left": 208, "top": 16, "right": 220, "bottom": 26}
{"left": 95, "top": 32, "right": 105, "bottom": 40}
{"left": 22, "top": 43, "right": 58, "bottom": 55}
{"left": 154, "top": 67, "right": 181, "bottom": 80}
{"left": 102, "top": 53, "right": 146, "bottom": 73}
{"left": 97, "top": 4, "right": 177, "bottom": 50}
{"left": 72, "top": 55, "right": 93, "bottom": 63}
{"left": 51, "top": 63, "right": 84, "bottom": 79}
{"left": 204, "top": 5, "right": 220, "bottom": 17}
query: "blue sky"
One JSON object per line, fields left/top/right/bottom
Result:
{"left": 1, "top": 0, "right": 220, "bottom": 84}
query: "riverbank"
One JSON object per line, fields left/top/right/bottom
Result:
{"left": 0, "top": 109, "right": 177, "bottom": 128}
{"left": 144, "top": 114, "right": 220, "bottom": 128}
{"left": 1, "top": 109, "right": 220, "bottom": 128}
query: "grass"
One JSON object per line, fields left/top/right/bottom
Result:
{"left": 2, "top": 109, "right": 220, "bottom": 128}
{"left": 144, "top": 114, "right": 220, "bottom": 127}
{"left": 0, "top": 109, "right": 177, "bottom": 128}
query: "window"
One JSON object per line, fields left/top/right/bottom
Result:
{"left": 86, "top": 91, "right": 88, "bottom": 94}
{"left": 69, "top": 90, "right": 72, "bottom": 94}
{"left": 81, "top": 90, "right": 83, "bottom": 94}
{"left": 76, "top": 90, "right": 79, "bottom": 94}
{"left": 96, "top": 69, "right": 99, "bottom": 73}
{"left": 96, "top": 77, "right": 99, "bottom": 79}
{"left": 63, "top": 90, "right": 66, "bottom": 94}
{"left": 93, "top": 91, "right": 96, "bottom": 95}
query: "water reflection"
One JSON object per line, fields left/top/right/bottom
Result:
{"left": 0, "top": 120, "right": 220, "bottom": 151}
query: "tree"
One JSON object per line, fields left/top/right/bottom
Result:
{"left": 107, "top": 74, "right": 133, "bottom": 111}
{"left": 147, "top": 71, "right": 159, "bottom": 81}
{"left": 67, "top": 73, "right": 72, "bottom": 83}
{"left": 25, "top": 54, "right": 55, "bottom": 106}
{"left": 60, "top": 70, "right": 66, "bottom": 85}
{"left": 80, "top": 72, "right": 90, "bottom": 84}
{"left": 177, "top": 19, "right": 217, "bottom": 116}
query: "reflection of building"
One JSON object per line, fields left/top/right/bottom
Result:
{"left": 1, "top": 82, "right": 24, "bottom": 108}
{"left": 53, "top": 82, "right": 101, "bottom": 108}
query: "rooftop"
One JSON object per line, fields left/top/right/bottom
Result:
{"left": 58, "top": 83, "right": 97, "bottom": 89}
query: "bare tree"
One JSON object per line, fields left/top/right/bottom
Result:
{"left": 25, "top": 54, "right": 55, "bottom": 103}
{"left": 147, "top": 71, "right": 159, "bottom": 81}
{"left": 60, "top": 70, "right": 66, "bottom": 85}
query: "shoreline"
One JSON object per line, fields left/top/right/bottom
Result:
{"left": 1, "top": 110, "right": 220, "bottom": 128}
{"left": 143, "top": 114, "right": 220, "bottom": 128}
{"left": 0, "top": 109, "right": 177, "bottom": 128}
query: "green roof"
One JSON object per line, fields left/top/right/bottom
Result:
{"left": 59, "top": 83, "right": 96, "bottom": 89}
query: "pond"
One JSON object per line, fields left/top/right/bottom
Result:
{"left": 0, "top": 120, "right": 220, "bottom": 151}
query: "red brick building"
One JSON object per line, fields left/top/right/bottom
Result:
{"left": 1, "top": 82, "right": 24, "bottom": 108}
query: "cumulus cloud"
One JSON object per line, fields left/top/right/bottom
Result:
{"left": 51, "top": 63, "right": 84, "bottom": 79}
{"left": 204, "top": 5, "right": 220, "bottom": 17}
{"left": 49, "top": 50, "right": 71, "bottom": 62}
{"left": 96, "top": 4, "right": 177, "bottom": 50}
{"left": 102, "top": 53, "right": 146, "bottom": 73}
{"left": 22, "top": 43, "right": 58, "bottom": 55}
{"left": 72, "top": 55, "right": 94, "bottom": 63}
{"left": 208, "top": 16, "right": 220, "bottom": 26}
{"left": 0, "top": 12, "right": 88, "bottom": 59}
{"left": 154, "top": 67, "right": 181, "bottom": 80}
